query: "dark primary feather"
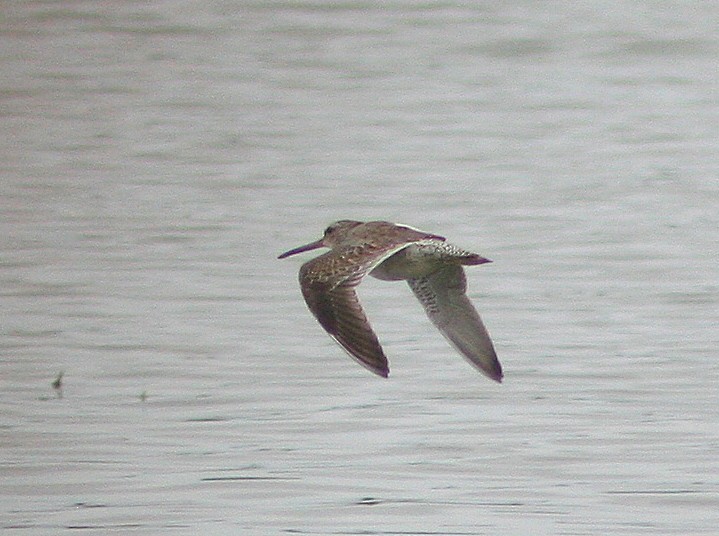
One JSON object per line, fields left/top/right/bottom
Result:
{"left": 297, "top": 242, "right": 416, "bottom": 377}
{"left": 300, "top": 275, "right": 389, "bottom": 377}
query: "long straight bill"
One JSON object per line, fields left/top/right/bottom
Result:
{"left": 278, "top": 239, "right": 325, "bottom": 259}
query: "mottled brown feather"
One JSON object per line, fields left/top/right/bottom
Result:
{"left": 298, "top": 241, "right": 415, "bottom": 377}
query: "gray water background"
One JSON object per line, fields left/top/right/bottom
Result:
{"left": 1, "top": 1, "right": 718, "bottom": 535}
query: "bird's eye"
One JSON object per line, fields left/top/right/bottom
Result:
{"left": 324, "top": 226, "right": 334, "bottom": 235}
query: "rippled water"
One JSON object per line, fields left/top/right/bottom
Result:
{"left": 2, "top": 2, "right": 718, "bottom": 535}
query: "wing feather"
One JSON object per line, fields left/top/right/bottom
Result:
{"left": 298, "top": 242, "right": 413, "bottom": 377}
{"left": 408, "top": 266, "right": 503, "bottom": 382}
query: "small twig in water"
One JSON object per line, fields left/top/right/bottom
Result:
{"left": 52, "top": 371, "right": 64, "bottom": 398}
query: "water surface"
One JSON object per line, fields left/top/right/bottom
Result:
{"left": 1, "top": 2, "right": 718, "bottom": 535}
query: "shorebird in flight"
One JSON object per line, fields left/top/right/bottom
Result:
{"left": 278, "top": 220, "right": 502, "bottom": 382}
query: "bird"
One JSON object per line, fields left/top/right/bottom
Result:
{"left": 278, "top": 220, "right": 502, "bottom": 382}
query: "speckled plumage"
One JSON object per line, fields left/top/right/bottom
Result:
{"left": 278, "top": 220, "right": 502, "bottom": 382}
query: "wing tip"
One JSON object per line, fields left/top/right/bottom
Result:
{"left": 331, "top": 336, "right": 390, "bottom": 378}
{"left": 365, "top": 362, "right": 390, "bottom": 378}
{"left": 485, "top": 362, "right": 503, "bottom": 383}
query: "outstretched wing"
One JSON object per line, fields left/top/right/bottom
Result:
{"left": 408, "top": 265, "right": 503, "bottom": 382}
{"left": 299, "top": 242, "right": 412, "bottom": 377}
